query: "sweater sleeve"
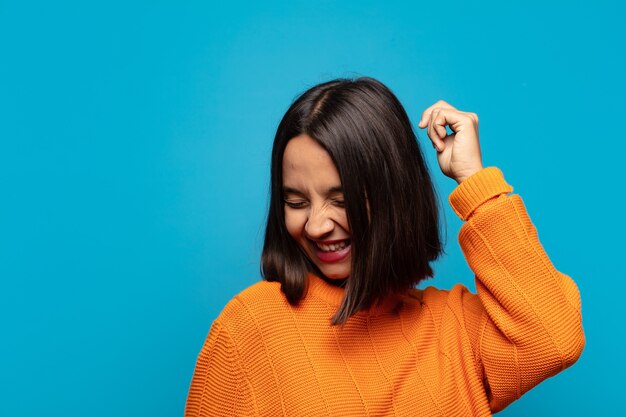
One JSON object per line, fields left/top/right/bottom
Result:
{"left": 184, "top": 319, "right": 257, "bottom": 417}
{"left": 449, "top": 167, "right": 585, "bottom": 413}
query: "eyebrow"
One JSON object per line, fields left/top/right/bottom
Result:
{"left": 283, "top": 186, "right": 343, "bottom": 195}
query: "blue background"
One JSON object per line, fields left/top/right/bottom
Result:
{"left": 1, "top": 1, "right": 623, "bottom": 415}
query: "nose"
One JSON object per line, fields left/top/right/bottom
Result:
{"left": 305, "top": 207, "right": 334, "bottom": 238}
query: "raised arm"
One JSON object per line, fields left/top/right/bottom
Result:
{"left": 449, "top": 167, "right": 585, "bottom": 411}
{"left": 419, "top": 101, "right": 584, "bottom": 411}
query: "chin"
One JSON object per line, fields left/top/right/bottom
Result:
{"left": 319, "top": 267, "right": 350, "bottom": 280}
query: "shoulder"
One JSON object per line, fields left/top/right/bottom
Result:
{"left": 417, "top": 283, "right": 482, "bottom": 321}
{"left": 215, "top": 279, "right": 291, "bottom": 331}
{"left": 419, "top": 283, "right": 473, "bottom": 304}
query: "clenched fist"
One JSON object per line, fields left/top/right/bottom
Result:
{"left": 418, "top": 100, "right": 484, "bottom": 184}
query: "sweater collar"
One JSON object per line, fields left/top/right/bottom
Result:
{"left": 306, "top": 273, "right": 406, "bottom": 316}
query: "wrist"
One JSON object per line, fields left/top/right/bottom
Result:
{"left": 449, "top": 167, "right": 513, "bottom": 220}
{"left": 455, "top": 166, "right": 484, "bottom": 184}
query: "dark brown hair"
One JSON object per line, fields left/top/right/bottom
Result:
{"left": 261, "top": 77, "right": 442, "bottom": 325}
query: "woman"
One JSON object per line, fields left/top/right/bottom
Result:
{"left": 185, "top": 77, "right": 585, "bottom": 416}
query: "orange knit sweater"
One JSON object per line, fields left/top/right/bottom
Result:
{"left": 185, "top": 167, "right": 585, "bottom": 416}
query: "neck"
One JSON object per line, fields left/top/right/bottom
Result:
{"left": 320, "top": 275, "right": 348, "bottom": 288}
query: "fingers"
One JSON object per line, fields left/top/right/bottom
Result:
{"left": 417, "top": 100, "right": 457, "bottom": 129}
{"left": 418, "top": 101, "right": 478, "bottom": 152}
{"left": 419, "top": 101, "right": 457, "bottom": 152}
{"left": 428, "top": 108, "right": 447, "bottom": 152}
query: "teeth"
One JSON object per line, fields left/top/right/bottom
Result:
{"left": 316, "top": 240, "right": 349, "bottom": 252}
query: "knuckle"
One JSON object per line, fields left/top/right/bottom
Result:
{"left": 462, "top": 113, "right": 474, "bottom": 123}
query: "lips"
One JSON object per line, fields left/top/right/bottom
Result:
{"left": 312, "top": 239, "right": 351, "bottom": 263}
{"left": 315, "top": 239, "right": 349, "bottom": 252}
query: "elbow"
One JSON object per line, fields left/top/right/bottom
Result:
{"left": 544, "top": 276, "right": 586, "bottom": 370}
{"left": 560, "top": 317, "right": 585, "bottom": 370}
{"left": 543, "top": 304, "right": 585, "bottom": 372}
{"left": 530, "top": 307, "right": 585, "bottom": 374}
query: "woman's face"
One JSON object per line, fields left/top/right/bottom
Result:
{"left": 282, "top": 134, "right": 352, "bottom": 280}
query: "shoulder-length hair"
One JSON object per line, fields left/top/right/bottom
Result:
{"left": 261, "top": 77, "right": 443, "bottom": 325}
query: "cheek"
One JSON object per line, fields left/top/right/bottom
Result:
{"left": 284, "top": 211, "right": 306, "bottom": 241}
{"left": 338, "top": 211, "right": 350, "bottom": 233}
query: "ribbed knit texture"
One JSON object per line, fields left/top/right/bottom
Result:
{"left": 185, "top": 167, "right": 585, "bottom": 416}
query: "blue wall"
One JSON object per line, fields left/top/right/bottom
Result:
{"left": 1, "top": 1, "right": 623, "bottom": 415}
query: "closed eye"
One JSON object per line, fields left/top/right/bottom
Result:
{"left": 284, "top": 200, "right": 307, "bottom": 209}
